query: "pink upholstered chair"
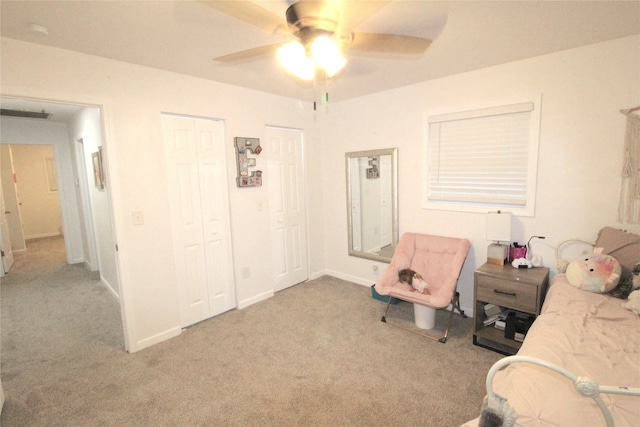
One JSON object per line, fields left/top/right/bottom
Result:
{"left": 374, "top": 232, "right": 470, "bottom": 343}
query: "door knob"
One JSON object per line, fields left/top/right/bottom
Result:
{"left": 4, "top": 211, "right": 9, "bottom": 214}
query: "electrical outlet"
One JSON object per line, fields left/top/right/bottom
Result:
{"left": 242, "top": 266, "right": 250, "bottom": 279}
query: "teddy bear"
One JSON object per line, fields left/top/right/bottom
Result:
{"left": 609, "top": 261, "right": 640, "bottom": 299}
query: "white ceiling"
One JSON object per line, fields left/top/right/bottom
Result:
{"left": 1, "top": 0, "right": 639, "bottom": 107}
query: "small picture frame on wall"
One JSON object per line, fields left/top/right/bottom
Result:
{"left": 92, "top": 149, "right": 105, "bottom": 190}
{"left": 99, "top": 146, "right": 105, "bottom": 187}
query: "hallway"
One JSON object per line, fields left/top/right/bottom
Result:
{"left": 1, "top": 236, "right": 124, "bottom": 425}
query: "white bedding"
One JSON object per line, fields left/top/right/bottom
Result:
{"left": 464, "top": 274, "right": 640, "bottom": 427}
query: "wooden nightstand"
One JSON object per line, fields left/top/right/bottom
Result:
{"left": 473, "top": 263, "right": 550, "bottom": 355}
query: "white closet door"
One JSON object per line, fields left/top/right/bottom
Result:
{"left": 162, "top": 114, "right": 235, "bottom": 328}
{"left": 267, "top": 126, "right": 308, "bottom": 292}
{"left": 194, "top": 119, "right": 236, "bottom": 316}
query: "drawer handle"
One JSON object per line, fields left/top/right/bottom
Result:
{"left": 494, "top": 289, "right": 517, "bottom": 297}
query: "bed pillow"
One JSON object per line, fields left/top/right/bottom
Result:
{"left": 622, "top": 290, "right": 640, "bottom": 314}
{"left": 566, "top": 253, "right": 621, "bottom": 293}
{"left": 595, "top": 227, "right": 640, "bottom": 280}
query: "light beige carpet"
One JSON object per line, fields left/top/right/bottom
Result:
{"left": 1, "top": 236, "right": 501, "bottom": 426}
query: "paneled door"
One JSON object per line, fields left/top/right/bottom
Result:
{"left": 0, "top": 172, "right": 14, "bottom": 275}
{"left": 0, "top": 144, "right": 25, "bottom": 257}
{"left": 161, "top": 114, "right": 236, "bottom": 328}
{"left": 266, "top": 126, "right": 308, "bottom": 292}
{"left": 0, "top": 144, "right": 20, "bottom": 275}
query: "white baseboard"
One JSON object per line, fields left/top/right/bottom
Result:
{"left": 308, "top": 270, "right": 327, "bottom": 281}
{"left": 130, "top": 326, "right": 181, "bottom": 353}
{"left": 68, "top": 257, "right": 86, "bottom": 265}
{"left": 24, "top": 232, "right": 62, "bottom": 240}
{"left": 315, "top": 269, "right": 372, "bottom": 287}
{"left": 237, "top": 289, "right": 274, "bottom": 310}
{"left": 101, "top": 276, "right": 120, "bottom": 302}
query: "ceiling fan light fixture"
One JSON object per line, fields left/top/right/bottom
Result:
{"left": 206, "top": 0, "right": 433, "bottom": 82}
{"left": 311, "top": 36, "right": 346, "bottom": 78}
{"left": 277, "top": 41, "right": 315, "bottom": 80}
{"left": 277, "top": 37, "right": 346, "bottom": 80}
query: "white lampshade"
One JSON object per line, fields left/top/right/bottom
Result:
{"left": 277, "top": 37, "right": 346, "bottom": 80}
{"left": 486, "top": 211, "right": 511, "bottom": 243}
{"left": 311, "top": 36, "right": 346, "bottom": 77}
{"left": 277, "top": 41, "right": 315, "bottom": 80}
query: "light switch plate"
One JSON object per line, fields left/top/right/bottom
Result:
{"left": 132, "top": 210, "right": 144, "bottom": 226}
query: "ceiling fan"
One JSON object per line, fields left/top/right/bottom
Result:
{"left": 201, "top": 0, "right": 432, "bottom": 80}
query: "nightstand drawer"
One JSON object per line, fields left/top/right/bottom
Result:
{"left": 476, "top": 276, "right": 537, "bottom": 313}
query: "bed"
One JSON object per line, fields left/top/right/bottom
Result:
{"left": 462, "top": 227, "right": 640, "bottom": 427}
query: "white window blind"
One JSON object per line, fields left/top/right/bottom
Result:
{"left": 426, "top": 102, "right": 539, "bottom": 214}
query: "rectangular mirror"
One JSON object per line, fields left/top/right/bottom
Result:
{"left": 346, "top": 148, "right": 398, "bottom": 263}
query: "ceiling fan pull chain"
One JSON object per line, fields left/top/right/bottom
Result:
{"left": 324, "top": 73, "right": 329, "bottom": 105}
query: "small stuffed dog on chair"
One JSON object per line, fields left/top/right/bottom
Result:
{"left": 398, "top": 268, "right": 429, "bottom": 294}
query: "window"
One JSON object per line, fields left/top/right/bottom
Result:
{"left": 424, "top": 100, "right": 541, "bottom": 216}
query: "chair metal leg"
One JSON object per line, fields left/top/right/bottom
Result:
{"left": 453, "top": 291, "right": 466, "bottom": 318}
{"left": 440, "top": 291, "right": 466, "bottom": 343}
{"left": 381, "top": 296, "right": 394, "bottom": 323}
{"left": 380, "top": 291, "right": 466, "bottom": 343}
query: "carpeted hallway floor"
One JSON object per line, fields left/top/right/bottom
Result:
{"left": 1, "top": 236, "right": 500, "bottom": 426}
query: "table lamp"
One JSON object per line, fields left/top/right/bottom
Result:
{"left": 486, "top": 211, "right": 511, "bottom": 265}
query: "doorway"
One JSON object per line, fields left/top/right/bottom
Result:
{"left": 0, "top": 97, "right": 123, "bottom": 346}
{"left": 1, "top": 143, "right": 64, "bottom": 247}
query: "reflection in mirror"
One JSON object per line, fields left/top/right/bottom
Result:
{"left": 346, "top": 148, "right": 398, "bottom": 263}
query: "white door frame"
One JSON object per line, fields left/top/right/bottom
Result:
{"left": 74, "top": 138, "right": 99, "bottom": 270}
{"left": 0, "top": 173, "right": 14, "bottom": 275}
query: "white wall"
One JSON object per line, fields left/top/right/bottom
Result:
{"left": 0, "top": 38, "right": 322, "bottom": 352}
{"left": 67, "top": 107, "right": 119, "bottom": 298}
{"left": 2, "top": 34, "right": 637, "bottom": 352}
{"left": 319, "top": 35, "right": 640, "bottom": 313}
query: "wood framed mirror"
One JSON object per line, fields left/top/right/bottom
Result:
{"left": 345, "top": 148, "right": 398, "bottom": 263}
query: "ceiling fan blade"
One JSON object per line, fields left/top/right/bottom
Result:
{"left": 213, "top": 43, "right": 281, "bottom": 63}
{"left": 199, "top": 0, "right": 285, "bottom": 33}
{"left": 345, "top": 32, "right": 431, "bottom": 54}
{"left": 337, "top": 0, "right": 390, "bottom": 31}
